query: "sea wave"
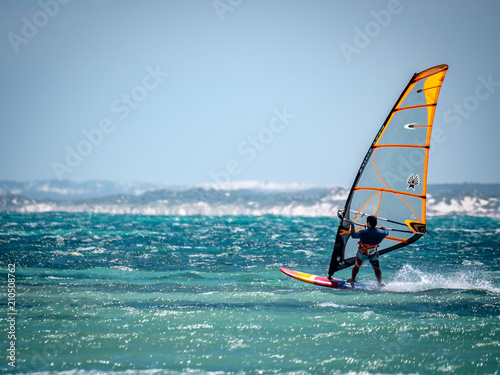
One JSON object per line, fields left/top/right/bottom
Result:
{"left": 384, "top": 264, "right": 500, "bottom": 294}
{"left": 1, "top": 182, "right": 499, "bottom": 218}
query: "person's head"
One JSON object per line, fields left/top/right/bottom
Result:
{"left": 366, "top": 215, "right": 377, "bottom": 228}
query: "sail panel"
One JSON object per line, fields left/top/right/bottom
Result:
{"left": 376, "top": 107, "right": 430, "bottom": 146}
{"left": 356, "top": 146, "right": 428, "bottom": 195}
{"left": 328, "top": 65, "right": 448, "bottom": 277}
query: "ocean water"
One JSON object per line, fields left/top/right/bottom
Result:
{"left": 0, "top": 213, "right": 499, "bottom": 374}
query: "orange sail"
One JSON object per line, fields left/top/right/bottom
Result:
{"left": 329, "top": 65, "right": 448, "bottom": 277}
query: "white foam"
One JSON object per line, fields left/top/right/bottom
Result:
{"left": 2, "top": 182, "right": 499, "bottom": 218}
{"left": 384, "top": 264, "right": 500, "bottom": 294}
{"left": 427, "top": 196, "right": 500, "bottom": 218}
{"left": 198, "top": 180, "right": 330, "bottom": 191}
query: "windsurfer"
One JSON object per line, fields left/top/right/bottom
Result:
{"left": 345, "top": 215, "right": 388, "bottom": 287}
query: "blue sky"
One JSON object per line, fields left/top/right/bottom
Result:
{"left": 1, "top": 0, "right": 499, "bottom": 186}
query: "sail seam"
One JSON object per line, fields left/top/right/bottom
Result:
{"left": 417, "top": 86, "right": 441, "bottom": 92}
{"left": 353, "top": 190, "right": 381, "bottom": 223}
{"left": 373, "top": 144, "right": 430, "bottom": 149}
{"left": 353, "top": 187, "right": 425, "bottom": 199}
{"left": 394, "top": 103, "right": 436, "bottom": 112}
{"left": 413, "top": 65, "right": 448, "bottom": 82}
{"left": 372, "top": 150, "right": 392, "bottom": 191}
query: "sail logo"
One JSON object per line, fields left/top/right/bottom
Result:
{"left": 406, "top": 174, "right": 419, "bottom": 190}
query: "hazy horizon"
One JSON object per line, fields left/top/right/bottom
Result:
{"left": 2, "top": 178, "right": 499, "bottom": 188}
{"left": 1, "top": 1, "right": 500, "bottom": 185}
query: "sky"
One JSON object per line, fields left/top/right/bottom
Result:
{"left": 1, "top": 0, "right": 499, "bottom": 187}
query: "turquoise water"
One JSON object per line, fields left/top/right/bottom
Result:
{"left": 1, "top": 213, "right": 499, "bottom": 374}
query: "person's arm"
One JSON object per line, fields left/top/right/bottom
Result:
{"left": 379, "top": 226, "right": 389, "bottom": 237}
{"left": 350, "top": 222, "right": 359, "bottom": 238}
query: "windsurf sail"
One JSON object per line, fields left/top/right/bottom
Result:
{"left": 328, "top": 64, "right": 448, "bottom": 277}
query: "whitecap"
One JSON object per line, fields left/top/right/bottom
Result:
{"left": 384, "top": 263, "right": 500, "bottom": 294}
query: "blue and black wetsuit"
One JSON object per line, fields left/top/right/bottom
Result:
{"left": 350, "top": 225, "right": 389, "bottom": 246}
{"left": 350, "top": 225, "right": 389, "bottom": 268}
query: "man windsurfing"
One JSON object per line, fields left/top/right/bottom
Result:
{"left": 345, "top": 215, "right": 388, "bottom": 287}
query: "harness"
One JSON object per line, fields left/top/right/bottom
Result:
{"left": 358, "top": 241, "right": 379, "bottom": 256}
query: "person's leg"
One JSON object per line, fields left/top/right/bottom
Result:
{"left": 374, "top": 267, "right": 383, "bottom": 286}
{"left": 350, "top": 263, "right": 360, "bottom": 282}
{"left": 369, "top": 254, "right": 383, "bottom": 286}
{"left": 348, "top": 252, "right": 364, "bottom": 283}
